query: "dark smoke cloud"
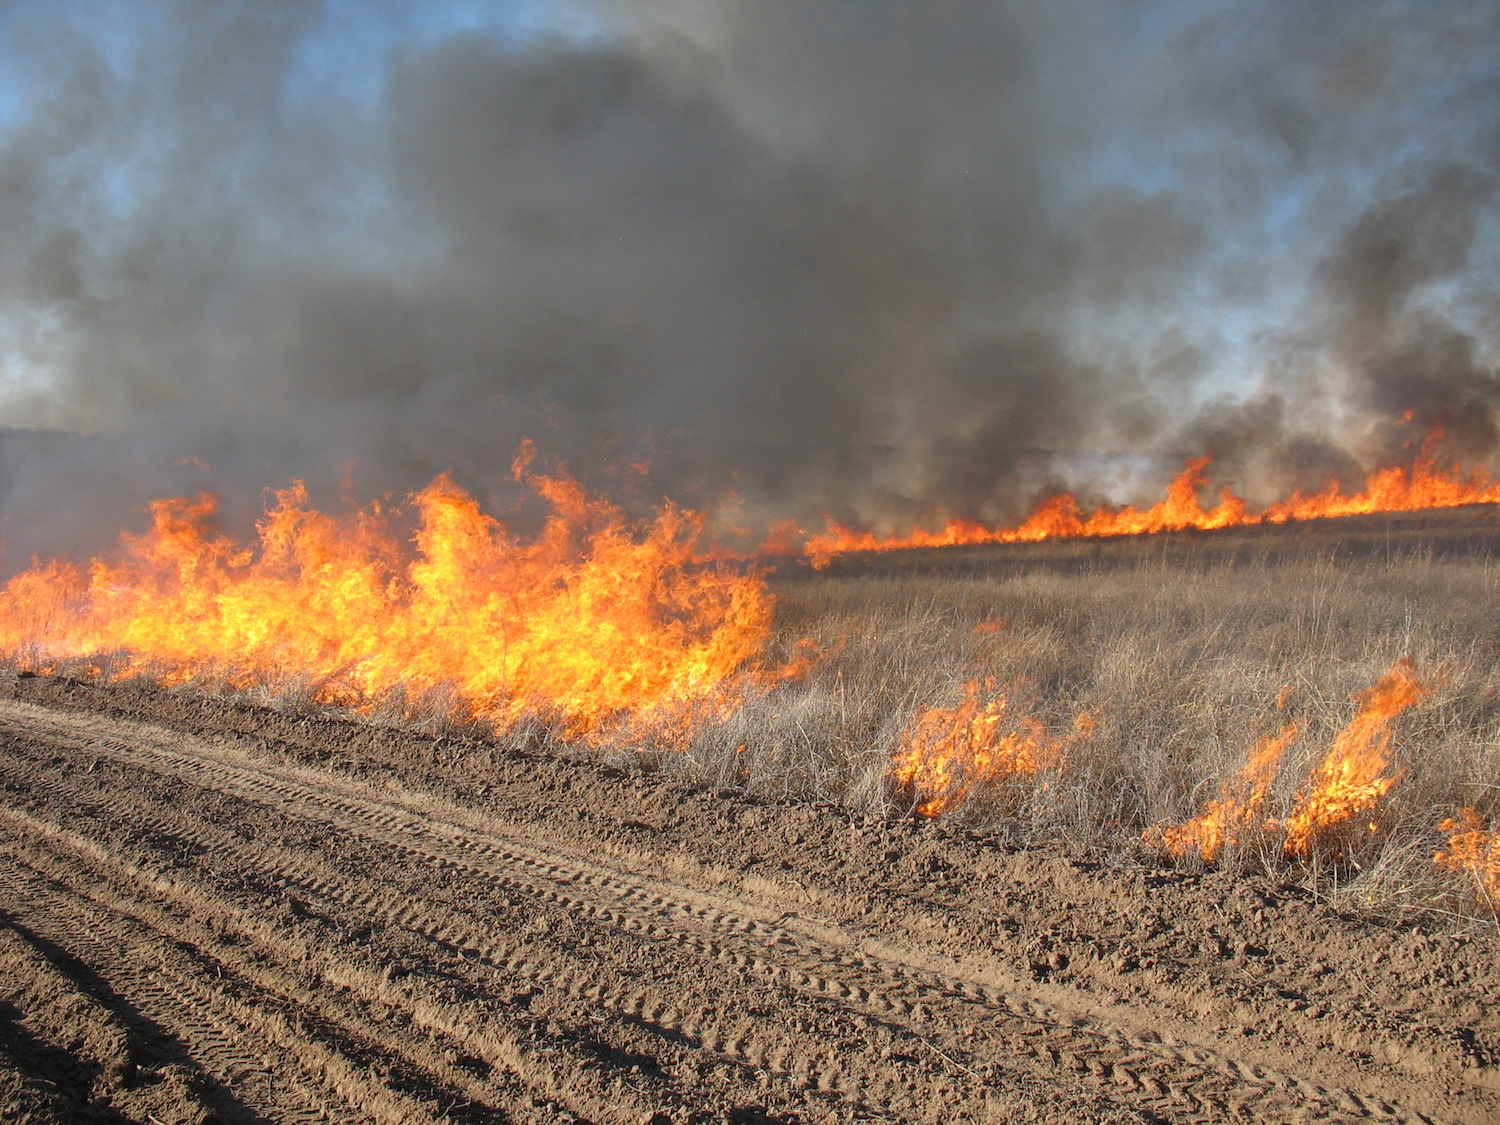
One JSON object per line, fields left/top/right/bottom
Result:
{"left": 1315, "top": 163, "right": 1500, "bottom": 461}
{"left": 0, "top": 0, "right": 1497, "bottom": 564}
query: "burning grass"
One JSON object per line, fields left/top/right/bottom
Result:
{"left": 1147, "top": 721, "right": 1301, "bottom": 864}
{"left": 3, "top": 460, "right": 1500, "bottom": 923}
{"left": 1435, "top": 808, "right": 1500, "bottom": 913}
{"left": 888, "top": 677, "right": 1091, "bottom": 817}
{"left": 732, "top": 517, "right": 1500, "bottom": 923}
{"left": 797, "top": 425, "right": 1500, "bottom": 567}
{"left": 0, "top": 446, "right": 792, "bottom": 748}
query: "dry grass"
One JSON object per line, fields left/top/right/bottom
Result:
{"left": 667, "top": 515, "right": 1500, "bottom": 923}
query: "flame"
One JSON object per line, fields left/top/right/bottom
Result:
{"left": 1150, "top": 722, "right": 1301, "bottom": 862}
{"left": 0, "top": 452, "right": 798, "bottom": 746}
{"left": 1434, "top": 808, "right": 1500, "bottom": 907}
{"left": 891, "top": 677, "right": 1091, "bottom": 817}
{"left": 1282, "top": 659, "right": 1430, "bottom": 857}
{"left": 799, "top": 427, "right": 1500, "bottom": 567}
{"left": 1148, "top": 662, "right": 1432, "bottom": 864}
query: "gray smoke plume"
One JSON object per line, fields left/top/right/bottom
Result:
{"left": 0, "top": 0, "right": 1497, "bottom": 565}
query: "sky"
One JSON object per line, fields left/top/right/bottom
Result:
{"left": 0, "top": 0, "right": 1497, "bottom": 562}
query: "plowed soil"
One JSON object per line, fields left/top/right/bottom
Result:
{"left": 1, "top": 671, "right": 1496, "bottom": 1124}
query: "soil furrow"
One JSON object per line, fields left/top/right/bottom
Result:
{"left": 0, "top": 850, "right": 346, "bottom": 1124}
{"left": 0, "top": 806, "right": 692, "bottom": 1125}
{"left": 1, "top": 692, "right": 1482, "bottom": 1124}
{"left": 0, "top": 744, "right": 998, "bottom": 1122}
{"left": 3, "top": 713, "right": 1276, "bottom": 1125}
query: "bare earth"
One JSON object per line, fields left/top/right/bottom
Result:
{"left": 1, "top": 673, "right": 1496, "bottom": 1125}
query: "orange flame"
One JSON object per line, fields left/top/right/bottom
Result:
{"left": 1150, "top": 722, "right": 1301, "bottom": 862}
{"left": 799, "top": 427, "right": 1500, "bottom": 567}
{"left": 1148, "top": 662, "right": 1432, "bottom": 865}
{"left": 0, "top": 455, "right": 798, "bottom": 746}
{"left": 1434, "top": 808, "right": 1500, "bottom": 908}
{"left": 891, "top": 677, "right": 1091, "bottom": 817}
{"left": 1282, "top": 659, "right": 1430, "bottom": 857}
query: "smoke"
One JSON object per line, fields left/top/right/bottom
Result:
{"left": 0, "top": 0, "right": 1497, "bottom": 563}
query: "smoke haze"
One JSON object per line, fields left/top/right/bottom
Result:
{"left": 0, "top": 0, "right": 1497, "bottom": 562}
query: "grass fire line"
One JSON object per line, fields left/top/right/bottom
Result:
{"left": 0, "top": 436, "right": 1498, "bottom": 918}
{"left": 0, "top": 443, "right": 808, "bottom": 749}
{"left": 796, "top": 425, "right": 1500, "bottom": 567}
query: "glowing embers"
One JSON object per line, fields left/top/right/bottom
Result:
{"left": 0, "top": 446, "right": 797, "bottom": 747}
{"left": 800, "top": 426, "right": 1500, "bottom": 567}
{"left": 892, "top": 677, "right": 1092, "bottom": 817}
{"left": 1149, "top": 660, "right": 1432, "bottom": 862}
{"left": 1435, "top": 809, "right": 1500, "bottom": 909}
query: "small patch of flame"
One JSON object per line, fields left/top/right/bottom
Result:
{"left": 1149, "top": 722, "right": 1300, "bottom": 862}
{"left": 1148, "top": 663, "right": 1432, "bottom": 865}
{"left": 1434, "top": 808, "right": 1500, "bottom": 907}
{"left": 1282, "top": 659, "right": 1429, "bottom": 857}
{"left": 891, "top": 677, "right": 1090, "bottom": 817}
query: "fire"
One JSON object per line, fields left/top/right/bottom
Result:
{"left": 1149, "top": 661, "right": 1432, "bottom": 864}
{"left": 1434, "top": 809, "right": 1500, "bottom": 907}
{"left": 891, "top": 677, "right": 1091, "bottom": 817}
{"left": 1282, "top": 659, "right": 1429, "bottom": 857}
{"left": 799, "top": 426, "right": 1500, "bottom": 567}
{"left": 1150, "top": 722, "right": 1301, "bottom": 862}
{"left": 0, "top": 448, "right": 795, "bottom": 746}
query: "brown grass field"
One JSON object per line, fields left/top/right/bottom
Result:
{"left": 723, "top": 508, "right": 1500, "bottom": 916}
{"left": 3, "top": 509, "right": 1499, "bottom": 1123}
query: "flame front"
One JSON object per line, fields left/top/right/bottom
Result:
{"left": 891, "top": 677, "right": 1090, "bottom": 816}
{"left": 0, "top": 453, "right": 790, "bottom": 745}
{"left": 799, "top": 427, "right": 1500, "bottom": 567}
{"left": 1434, "top": 809, "right": 1500, "bottom": 908}
{"left": 1282, "top": 659, "right": 1429, "bottom": 857}
{"left": 1151, "top": 722, "right": 1300, "bottom": 862}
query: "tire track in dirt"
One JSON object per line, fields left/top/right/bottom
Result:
{"left": 0, "top": 902, "right": 237, "bottom": 1123}
{"left": 0, "top": 805, "right": 649, "bottom": 1124}
{"left": 0, "top": 846, "right": 353, "bottom": 1124}
{"left": 0, "top": 696, "right": 1462, "bottom": 1124}
{"left": 0, "top": 742, "right": 1004, "bottom": 1123}
{"left": 0, "top": 700, "right": 1449, "bottom": 1124}
{"left": 1, "top": 793, "right": 872, "bottom": 1123}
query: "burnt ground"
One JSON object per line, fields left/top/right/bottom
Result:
{"left": 0, "top": 671, "right": 1496, "bottom": 1124}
